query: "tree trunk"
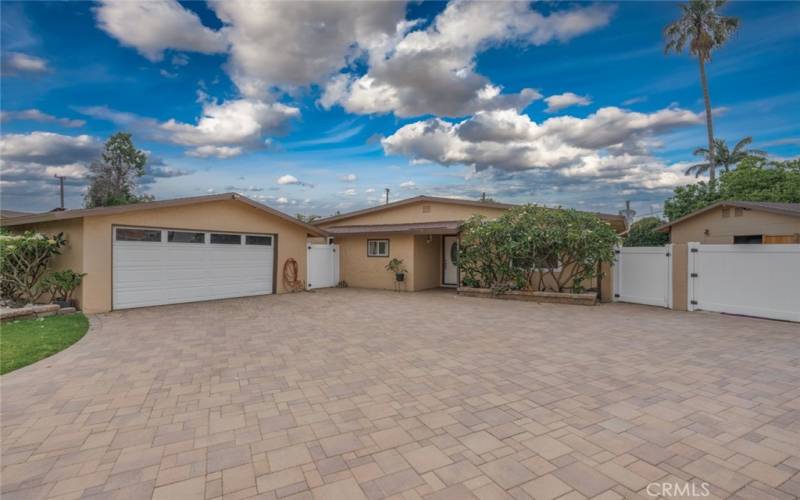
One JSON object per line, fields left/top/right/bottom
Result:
{"left": 698, "top": 56, "right": 716, "bottom": 183}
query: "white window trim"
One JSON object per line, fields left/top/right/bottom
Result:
{"left": 367, "top": 239, "right": 389, "bottom": 257}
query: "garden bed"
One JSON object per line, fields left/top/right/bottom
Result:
{"left": 457, "top": 287, "right": 598, "bottom": 306}
{"left": 1, "top": 304, "right": 77, "bottom": 322}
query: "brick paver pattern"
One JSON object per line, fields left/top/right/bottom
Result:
{"left": 2, "top": 289, "right": 800, "bottom": 499}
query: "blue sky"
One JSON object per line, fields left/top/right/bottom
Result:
{"left": 1, "top": 1, "right": 798, "bottom": 218}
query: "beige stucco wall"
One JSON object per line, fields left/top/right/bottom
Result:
{"left": 413, "top": 235, "right": 443, "bottom": 291}
{"left": 671, "top": 243, "right": 689, "bottom": 311}
{"left": 319, "top": 201, "right": 508, "bottom": 228}
{"left": 669, "top": 206, "right": 800, "bottom": 244}
{"left": 337, "top": 235, "right": 415, "bottom": 291}
{"left": 76, "top": 200, "right": 312, "bottom": 313}
{"left": 8, "top": 219, "right": 86, "bottom": 307}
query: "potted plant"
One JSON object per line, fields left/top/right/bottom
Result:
{"left": 385, "top": 258, "right": 407, "bottom": 282}
{"left": 41, "top": 269, "right": 86, "bottom": 308}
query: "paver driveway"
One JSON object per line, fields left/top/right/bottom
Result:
{"left": 2, "top": 289, "right": 800, "bottom": 500}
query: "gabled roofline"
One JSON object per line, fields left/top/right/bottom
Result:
{"left": 1, "top": 193, "right": 328, "bottom": 236}
{"left": 656, "top": 200, "right": 800, "bottom": 232}
{"left": 315, "top": 195, "right": 516, "bottom": 225}
{"left": 315, "top": 195, "right": 625, "bottom": 227}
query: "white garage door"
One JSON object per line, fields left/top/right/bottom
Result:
{"left": 113, "top": 226, "right": 274, "bottom": 309}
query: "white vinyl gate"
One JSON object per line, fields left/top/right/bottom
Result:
{"left": 688, "top": 243, "right": 800, "bottom": 322}
{"left": 307, "top": 243, "right": 340, "bottom": 290}
{"left": 613, "top": 245, "right": 672, "bottom": 308}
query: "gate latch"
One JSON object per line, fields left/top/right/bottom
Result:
{"left": 690, "top": 273, "right": 698, "bottom": 278}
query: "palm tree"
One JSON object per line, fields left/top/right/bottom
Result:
{"left": 295, "top": 213, "right": 320, "bottom": 223}
{"left": 665, "top": 0, "right": 740, "bottom": 183}
{"left": 685, "top": 136, "right": 767, "bottom": 177}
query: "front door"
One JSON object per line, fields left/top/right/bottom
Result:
{"left": 443, "top": 236, "right": 459, "bottom": 286}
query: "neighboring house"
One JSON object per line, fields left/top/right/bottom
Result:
{"left": 658, "top": 201, "right": 800, "bottom": 244}
{"left": 315, "top": 195, "right": 626, "bottom": 293}
{"left": 1, "top": 193, "right": 326, "bottom": 313}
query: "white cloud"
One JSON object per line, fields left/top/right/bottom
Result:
{"left": 171, "top": 53, "right": 189, "bottom": 66}
{"left": 339, "top": 173, "right": 358, "bottom": 182}
{"left": 382, "top": 106, "right": 703, "bottom": 188}
{"left": 321, "top": 2, "right": 614, "bottom": 117}
{"left": 400, "top": 180, "right": 417, "bottom": 189}
{"left": 159, "top": 69, "right": 178, "bottom": 79}
{"left": 365, "top": 188, "right": 376, "bottom": 194}
{"left": 276, "top": 196, "right": 289, "bottom": 204}
{"left": 0, "top": 132, "right": 101, "bottom": 165}
{"left": 0, "top": 109, "right": 85, "bottom": 128}
{"left": 94, "top": 0, "right": 227, "bottom": 62}
{"left": 277, "top": 174, "right": 300, "bottom": 185}
{"left": 45, "top": 164, "right": 89, "bottom": 179}
{"left": 544, "top": 92, "right": 592, "bottom": 113}
{"left": 342, "top": 188, "right": 357, "bottom": 196}
{"left": 211, "top": 1, "right": 405, "bottom": 97}
{"left": 1, "top": 52, "right": 49, "bottom": 74}
{"left": 80, "top": 98, "right": 299, "bottom": 158}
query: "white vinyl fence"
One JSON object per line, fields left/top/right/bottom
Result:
{"left": 687, "top": 243, "right": 800, "bottom": 322}
{"left": 613, "top": 245, "right": 672, "bottom": 308}
{"left": 307, "top": 243, "right": 340, "bottom": 290}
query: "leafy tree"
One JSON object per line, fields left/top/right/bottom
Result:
{"left": 623, "top": 217, "right": 670, "bottom": 247}
{"left": 665, "top": 0, "right": 739, "bottom": 183}
{"left": 718, "top": 158, "right": 800, "bottom": 202}
{"left": 295, "top": 214, "right": 321, "bottom": 223}
{"left": 685, "top": 137, "right": 767, "bottom": 177}
{"left": 664, "top": 182, "right": 720, "bottom": 221}
{"left": 0, "top": 230, "right": 66, "bottom": 304}
{"left": 664, "top": 159, "right": 800, "bottom": 220}
{"left": 460, "top": 206, "right": 620, "bottom": 294}
{"left": 85, "top": 133, "right": 149, "bottom": 208}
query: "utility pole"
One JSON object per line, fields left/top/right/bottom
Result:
{"left": 54, "top": 175, "right": 65, "bottom": 210}
{"left": 384, "top": 188, "right": 390, "bottom": 205}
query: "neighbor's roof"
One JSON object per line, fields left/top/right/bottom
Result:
{"left": 325, "top": 221, "right": 463, "bottom": 237}
{"left": 316, "top": 195, "right": 626, "bottom": 231}
{"left": 0, "top": 193, "right": 328, "bottom": 236}
{"left": 0, "top": 210, "right": 33, "bottom": 219}
{"left": 657, "top": 201, "right": 800, "bottom": 232}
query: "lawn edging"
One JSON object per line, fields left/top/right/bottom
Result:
{"left": 457, "top": 287, "right": 598, "bottom": 306}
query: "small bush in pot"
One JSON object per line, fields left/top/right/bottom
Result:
{"left": 385, "top": 258, "right": 407, "bottom": 282}
{"left": 41, "top": 269, "right": 86, "bottom": 308}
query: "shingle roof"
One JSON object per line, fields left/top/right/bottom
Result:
{"left": 0, "top": 193, "right": 328, "bottom": 236}
{"left": 325, "top": 221, "right": 463, "bottom": 236}
{"left": 657, "top": 200, "right": 800, "bottom": 232}
{"left": 315, "top": 194, "right": 626, "bottom": 231}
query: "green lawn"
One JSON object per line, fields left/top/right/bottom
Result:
{"left": 1, "top": 313, "right": 89, "bottom": 375}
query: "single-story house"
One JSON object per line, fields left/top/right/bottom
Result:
{"left": 315, "top": 196, "right": 626, "bottom": 297}
{"left": 1, "top": 193, "right": 326, "bottom": 313}
{"left": 658, "top": 201, "right": 800, "bottom": 244}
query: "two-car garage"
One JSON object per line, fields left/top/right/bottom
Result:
{"left": 112, "top": 226, "right": 276, "bottom": 309}
{"left": 2, "top": 193, "right": 327, "bottom": 313}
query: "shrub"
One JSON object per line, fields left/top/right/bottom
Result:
{"left": 459, "top": 205, "right": 620, "bottom": 293}
{"left": 0, "top": 230, "right": 66, "bottom": 304}
{"left": 40, "top": 269, "right": 86, "bottom": 303}
{"left": 624, "top": 217, "right": 669, "bottom": 247}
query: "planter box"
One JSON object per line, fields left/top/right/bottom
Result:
{"left": 1, "top": 304, "right": 61, "bottom": 321}
{"left": 457, "top": 287, "right": 598, "bottom": 306}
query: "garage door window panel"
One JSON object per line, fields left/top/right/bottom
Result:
{"left": 246, "top": 235, "right": 272, "bottom": 246}
{"left": 116, "top": 228, "right": 161, "bottom": 242}
{"left": 210, "top": 233, "right": 242, "bottom": 245}
{"left": 168, "top": 231, "right": 205, "bottom": 243}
